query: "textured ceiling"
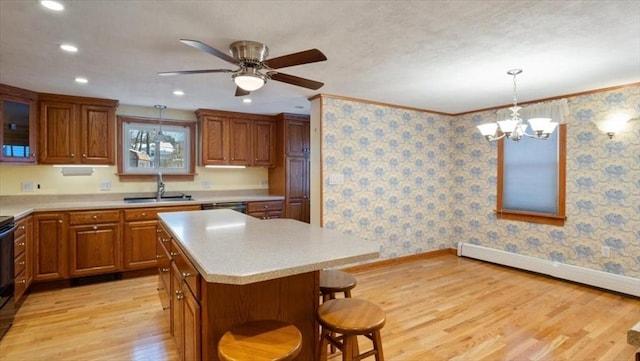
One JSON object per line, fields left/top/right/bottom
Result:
{"left": 1, "top": 1, "right": 638, "bottom": 115}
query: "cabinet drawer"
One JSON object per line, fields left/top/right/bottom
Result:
{"left": 247, "top": 200, "right": 283, "bottom": 213}
{"left": 124, "top": 208, "right": 159, "bottom": 221}
{"left": 69, "top": 210, "right": 120, "bottom": 225}
{"left": 14, "top": 219, "right": 27, "bottom": 238}
{"left": 124, "top": 205, "right": 200, "bottom": 222}
{"left": 14, "top": 252, "right": 26, "bottom": 277}
{"left": 170, "top": 239, "right": 200, "bottom": 299}
{"left": 15, "top": 272, "right": 28, "bottom": 300}
{"left": 14, "top": 233, "right": 26, "bottom": 258}
{"left": 157, "top": 238, "right": 171, "bottom": 290}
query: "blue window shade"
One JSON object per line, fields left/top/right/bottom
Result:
{"left": 502, "top": 129, "right": 558, "bottom": 214}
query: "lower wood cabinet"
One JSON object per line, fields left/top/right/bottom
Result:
{"left": 123, "top": 205, "right": 200, "bottom": 270}
{"left": 34, "top": 212, "right": 68, "bottom": 281}
{"left": 14, "top": 215, "right": 33, "bottom": 302}
{"left": 68, "top": 210, "right": 121, "bottom": 277}
{"left": 170, "top": 240, "right": 201, "bottom": 361}
{"left": 246, "top": 200, "right": 284, "bottom": 219}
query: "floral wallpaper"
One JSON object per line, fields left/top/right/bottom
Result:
{"left": 320, "top": 85, "right": 639, "bottom": 278}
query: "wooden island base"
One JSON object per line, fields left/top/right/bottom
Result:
{"left": 200, "top": 271, "right": 320, "bottom": 361}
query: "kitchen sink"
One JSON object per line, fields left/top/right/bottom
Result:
{"left": 123, "top": 195, "right": 193, "bottom": 204}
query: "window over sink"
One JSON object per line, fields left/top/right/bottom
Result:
{"left": 117, "top": 116, "right": 196, "bottom": 180}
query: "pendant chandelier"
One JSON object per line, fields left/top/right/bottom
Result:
{"left": 153, "top": 104, "right": 167, "bottom": 143}
{"left": 477, "top": 69, "right": 558, "bottom": 142}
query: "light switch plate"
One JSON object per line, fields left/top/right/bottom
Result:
{"left": 21, "top": 181, "right": 35, "bottom": 192}
{"left": 202, "top": 180, "right": 212, "bottom": 189}
{"left": 99, "top": 181, "right": 111, "bottom": 191}
{"left": 328, "top": 173, "right": 344, "bottom": 185}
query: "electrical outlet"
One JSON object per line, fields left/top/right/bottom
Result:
{"left": 99, "top": 181, "right": 111, "bottom": 191}
{"left": 601, "top": 246, "right": 610, "bottom": 257}
{"left": 202, "top": 180, "right": 212, "bottom": 189}
{"left": 260, "top": 180, "right": 268, "bottom": 187}
{"left": 21, "top": 181, "right": 35, "bottom": 192}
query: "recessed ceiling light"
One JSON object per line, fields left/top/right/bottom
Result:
{"left": 40, "top": 0, "right": 64, "bottom": 11}
{"left": 173, "top": 90, "right": 184, "bottom": 96}
{"left": 242, "top": 98, "right": 252, "bottom": 103}
{"left": 59, "top": 44, "right": 78, "bottom": 53}
{"left": 294, "top": 105, "right": 304, "bottom": 109}
{"left": 74, "top": 77, "right": 88, "bottom": 84}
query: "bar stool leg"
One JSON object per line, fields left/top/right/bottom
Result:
{"left": 372, "top": 330, "right": 384, "bottom": 361}
{"left": 318, "top": 327, "right": 329, "bottom": 361}
{"left": 343, "top": 335, "right": 356, "bottom": 361}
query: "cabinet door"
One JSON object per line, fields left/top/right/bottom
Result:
{"left": 172, "top": 262, "right": 185, "bottom": 361}
{"left": 39, "top": 101, "right": 78, "bottom": 164}
{"left": 183, "top": 287, "right": 201, "bottom": 361}
{"left": 229, "top": 118, "right": 252, "bottom": 165}
{"left": 34, "top": 213, "right": 68, "bottom": 281}
{"left": 0, "top": 94, "right": 37, "bottom": 163}
{"left": 200, "top": 115, "right": 229, "bottom": 165}
{"left": 253, "top": 120, "right": 275, "bottom": 167}
{"left": 80, "top": 104, "right": 114, "bottom": 164}
{"left": 68, "top": 223, "right": 120, "bottom": 277}
{"left": 286, "top": 157, "right": 310, "bottom": 222}
{"left": 123, "top": 220, "right": 159, "bottom": 270}
{"left": 285, "top": 119, "right": 310, "bottom": 157}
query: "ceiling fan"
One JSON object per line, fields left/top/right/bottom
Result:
{"left": 158, "top": 39, "right": 327, "bottom": 96}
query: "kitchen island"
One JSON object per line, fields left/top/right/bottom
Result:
{"left": 158, "top": 209, "right": 379, "bottom": 361}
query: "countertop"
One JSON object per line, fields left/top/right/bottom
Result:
{"left": 0, "top": 193, "right": 284, "bottom": 219}
{"left": 158, "top": 209, "right": 380, "bottom": 285}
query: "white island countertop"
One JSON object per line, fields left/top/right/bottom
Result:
{"left": 158, "top": 209, "right": 379, "bottom": 285}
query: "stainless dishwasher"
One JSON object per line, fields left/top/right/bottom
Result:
{"left": 201, "top": 201, "right": 247, "bottom": 214}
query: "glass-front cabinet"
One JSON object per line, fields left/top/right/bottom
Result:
{"left": 0, "top": 84, "right": 37, "bottom": 163}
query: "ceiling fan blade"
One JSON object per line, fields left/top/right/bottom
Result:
{"left": 263, "top": 49, "right": 327, "bottom": 69}
{"left": 235, "top": 87, "right": 250, "bottom": 97}
{"left": 158, "top": 69, "right": 233, "bottom": 76}
{"left": 180, "top": 39, "right": 239, "bottom": 65}
{"left": 269, "top": 72, "right": 324, "bottom": 90}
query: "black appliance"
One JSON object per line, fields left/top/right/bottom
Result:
{"left": 201, "top": 202, "right": 247, "bottom": 213}
{"left": 0, "top": 215, "right": 17, "bottom": 340}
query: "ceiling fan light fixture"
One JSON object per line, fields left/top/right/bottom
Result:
{"left": 233, "top": 72, "right": 266, "bottom": 91}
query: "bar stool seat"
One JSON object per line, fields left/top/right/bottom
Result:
{"left": 218, "top": 320, "right": 302, "bottom": 361}
{"left": 320, "top": 269, "right": 357, "bottom": 302}
{"left": 317, "top": 298, "right": 386, "bottom": 361}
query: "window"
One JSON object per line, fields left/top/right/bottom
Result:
{"left": 117, "top": 116, "right": 195, "bottom": 179}
{"left": 496, "top": 100, "right": 567, "bottom": 226}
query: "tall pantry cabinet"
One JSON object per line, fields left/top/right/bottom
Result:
{"left": 269, "top": 113, "right": 310, "bottom": 223}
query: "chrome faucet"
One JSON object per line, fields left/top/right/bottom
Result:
{"left": 156, "top": 172, "right": 165, "bottom": 200}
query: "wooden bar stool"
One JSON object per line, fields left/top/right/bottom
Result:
{"left": 317, "top": 298, "right": 386, "bottom": 361}
{"left": 320, "top": 269, "right": 357, "bottom": 302}
{"left": 218, "top": 320, "right": 302, "bottom": 361}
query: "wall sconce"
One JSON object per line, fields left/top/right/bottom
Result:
{"left": 595, "top": 114, "right": 630, "bottom": 139}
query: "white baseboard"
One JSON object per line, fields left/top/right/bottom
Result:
{"left": 457, "top": 242, "right": 640, "bottom": 297}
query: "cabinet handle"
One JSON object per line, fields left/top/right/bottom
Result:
{"left": 162, "top": 238, "right": 169, "bottom": 243}
{"left": 175, "top": 290, "right": 184, "bottom": 300}
{"left": 141, "top": 213, "right": 147, "bottom": 216}
{"left": 19, "top": 280, "right": 26, "bottom": 285}
{"left": 93, "top": 226, "right": 98, "bottom": 230}
{"left": 31, "top": 153, "right": 36, "bottom": 157}
{"left": 18, "top": 242, "right": 25, "bottom": 246}
{"left": 182, "top": 272, "right": 191, "bottom": 279}
{"left": 71, "top": 153, "right": 75, "bottom": 157}
{"left": 156, "top": 254, "right": 163, "bottom": 259}
{"left": 170, "top": 252, "right": 178, "bottom": 257}
{"left": 156, "top": 228, "right": 161, "bottom": 233}
{"left": 82, "top": 154, "right": 87, "bottom": 157}
{"left": 18, "top": 261, "right": 25, "bottom": 265}
{"left": 58, "top": 220, "right": 63, "bottom": 223}
{"left": 161, "top": 267, "right": 169, "bottom": 273}
{"left": 19, "top": 225, "right": 25, "bottom": 230}
{"left": 92, "top": 215, "right": 98, "bottom": 219}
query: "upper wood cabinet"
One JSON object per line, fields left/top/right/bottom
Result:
{"left": 38, "top": 93, "right": 118, "bottom": 165}
{"left": 196, "top": 109, "right": 275, "bottom": 167}
{"left": 0, "top": 84, "right": 38, "bottom": 163}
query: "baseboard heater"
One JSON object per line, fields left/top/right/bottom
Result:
{"left": 457, "top": 242, "right": 640, "bottom": 297}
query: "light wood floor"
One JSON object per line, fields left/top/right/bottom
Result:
{"left": 0, "top": 255, "right": 638, "bottom": 361}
